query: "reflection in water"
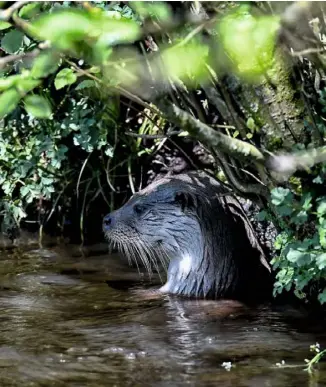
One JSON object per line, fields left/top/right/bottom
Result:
{"left": 0, "top": 247, "right": 325, "bottom": 386}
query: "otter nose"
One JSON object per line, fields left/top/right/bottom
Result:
{"left": 103, "top": 213, "right": 114, "bottom": 231}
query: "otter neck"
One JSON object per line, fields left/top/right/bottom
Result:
{"left": 159, "top": 220, "right": 208, "bottom": 297}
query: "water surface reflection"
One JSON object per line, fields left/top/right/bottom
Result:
{"left": 0, "top": 247, "right": 325, "bottom": 386}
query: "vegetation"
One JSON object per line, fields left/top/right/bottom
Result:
{"left": 1, "top": 1, "right": 326, "bottom": 305}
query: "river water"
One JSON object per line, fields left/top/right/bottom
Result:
{"left": 0, "top": 246, "right": 325, "bottom": 386}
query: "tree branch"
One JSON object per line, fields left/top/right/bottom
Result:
{"left": 156, "top": 100, "right": 266, "bottom": 163}
{"left": 0, "top": 1, "right": 29, "bottom": 21}
{"left": 0, "top": 41, "right": 50, "bottom": 70}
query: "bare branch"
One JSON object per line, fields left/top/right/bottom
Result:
{"left": 125, "top": 131, "right": 181, "bottom": 139}
{"left": 0, "top": 1, "right": 29, "bottom": 21}
{"left": 0, "top": 41, "right": 50, "bottom": 70}
{"left": 156, "top": 100, "right": 266, "bottom": 164}
{"left": 291, "top": 47, "right": 325, "bottom": 57}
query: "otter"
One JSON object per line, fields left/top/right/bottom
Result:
{"left": 102, "top": 171, "right": 272, "bottom": 302}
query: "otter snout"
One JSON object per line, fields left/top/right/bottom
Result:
{"left": 103, "top": 213, "right": 115, "bottom": 232}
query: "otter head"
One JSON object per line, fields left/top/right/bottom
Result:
{"left": 102, "top": 178, "right": 207, "bottom": 295}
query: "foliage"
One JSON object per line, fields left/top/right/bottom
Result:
{"left": 305, "top": 343, "right": 326, "bottom": 374}
{"left": 257, "top": 158, "right": 326, "bottom": 303}
{"left": 219, "top": 5, "right": 280, "bottom": 80}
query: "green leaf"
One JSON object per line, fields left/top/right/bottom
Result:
{"left": 134, "top": 2, "right": 171, "bottom": 21}
{"left": 41, "top": 177, "right": 54, "bottom": 186}
{"left": 317, "top": 198, "right": 326, "bottom": 217}
{"left": 20, "top": 186, "right": 30, "bottom": 197}
{"left": 292, "top": 210, "right": 308, "bottom": 225}
{"left": 275, "top": 204, "right": 293, "bottom": 216}
{"left": 255, "top": 210, "right": 267, "bottom": 221}
{"left": 17, "top": 79, "right": 41, "bottom": 94}
{"left": 301, "top": 192, "right": 313, "bottom": 211}
{"left": 316, "top": 253, "right": 326, "bottom": 270}
{"left": 0, "top": 89, "right": 22, "bottom": 118}
{"left": 1, "top": 30, "right": 24, "bottom": 54}
{"left": 271, "top": 187, "right": 292, "bottom": 206}
{"left": 318, "top": 288, "right": 326, "bottom": 304}
{"left": 54, "top": 68, "right": 77, "bottom": 90}
{"left": 32, "top": 9, "right": 93, "bottom": 50}
{"left": 75, "top": 79, "right": 96, "bottom": 90}
{"left": 105, "top": 145, "right": 114, "bottom": 157}
{"left": 19, "top": 2, "right": 42, "bottom": 19}
{"left": 32, "top": 9, "right": 140, "bottom": 52}
{"left": 30, "top": 52, "right": 61, "bottom": 79}
{"left": 2, "top": 181, "right": 12, "bottom": 195}
{"left": 319, "top": 225, "right": 326, "bottom": 248}
{"left": 0, "top": 75, "right": 22, "bottom": 91}
{"left": 0, "top": 21, "right": 11, "bottom": 31}
{"left": 313, "top": 175, "right": 323, "bottom": 184}
{"left": 219, "top": 6, "right": 280, "bottom": 80}
{"left": 161, "top": 42, "right": 209, "bottom": 83}
{"left": 24, "top": 95, "right": 52, "bottom": 118}
{"left": 286, "top": 248, "right": 306, "bottom": 263}
{"left": 286, "top": 243, "right": 312, "bottom": 266}
{"left": 246, "top": 117, "right": 257, "bottom": 132}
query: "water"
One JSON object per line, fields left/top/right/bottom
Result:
{"left": 0, "top": 246, "right": 325, "bottom": 386}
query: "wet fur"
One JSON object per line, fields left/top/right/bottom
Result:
{"left": 103, "top": 171, "right": 271, "bottom": 302}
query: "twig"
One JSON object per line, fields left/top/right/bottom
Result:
{"left": 291, "top": 47, "right": 325, "bottom": 57}
{"left": 0, "top": 1, "right": 29, "bottom": 21}
{"left": 174, "top": 23, "right": 205, "bottom": 48}
{"left": 65, "top": 59, "right": 160, "bottom": 116}
{"left": 0, "top": 41, "right": 50, "bottom": 69}
{"left": 125, "top": 131, "right": 181, "bottom": 139}
{"left": 156, "top": 100, "right": 266, "bottom": 163}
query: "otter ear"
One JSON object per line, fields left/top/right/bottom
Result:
{"left": 174, "top": 192, "right": 195, "bottom": 211}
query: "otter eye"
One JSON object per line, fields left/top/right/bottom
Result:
{"left": 133, "top": 204, "right": 144, "bottom": 215}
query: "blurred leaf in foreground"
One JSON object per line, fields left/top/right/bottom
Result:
{"left": 31, "top": 8, "right": 141, "bottom": 59}
{"left": 24, "top": 95, "right": 52, "bottom": 118}
{"left": 161, "top": 41, "right": 209, "bottom": 84}
{"left": 219, "top": 6, "right": 280, "bottom": 80}
{"left": 0, "top": 89, "right": 22, "bottom": 118}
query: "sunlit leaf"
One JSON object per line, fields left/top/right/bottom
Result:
{"left": 31, "top": 9, "right": 93, "bottom": 50}
{"left": 30, "top": 52, "right": 61, "bottom": 79}
{"left": 219, "top": 6, "right": 280, "bottom": 79}
{"left": 286, "top": 248, "right": 309, "bottom": 266}
{"left": 19, "top": 2, "right": 42, "bottom": 19}
{"left": 24, "top": 95, "right": 52, "bottom": 118}
{"left": 20, "top": 186, "right": 30, "bottom": 197}
{"left": 31, "top": 9, "right": 141, "bottom": 54}
{"left": 0, "top": 21, "right": 11, "bottom": 31}
{"left": 318, "top": 288, "right": 326, "bottom": 304}
{"left": 316, "top": 253, "right": 326, "bottom": 270}
{"left": 0, "top": 75, "right": 22, "bottom": 91}
{"left": 0, "top": 89, "right": 21, "bottom": 118}
{"left": 271, "top": 187, "right": 292, "bottom": 206}
{"left": 1, "top": 29, "right": 24, "bottom": 54}
{"left": 16, "top": 79, "right": 41, "bottom": 94}
{"left": 105, "top": 145, "right": 114, "bottom": 157}
{"left": 54, "top": 68, "right": 77, "bottom": 90}
{"left": 161, "top": 42, "right": 209, "bottom": 83}
{"left": 317, "top": 198, "right": 326, "bottom": 217}
{"left": 134, "top": 2, "right": 171, "bottom": 22}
